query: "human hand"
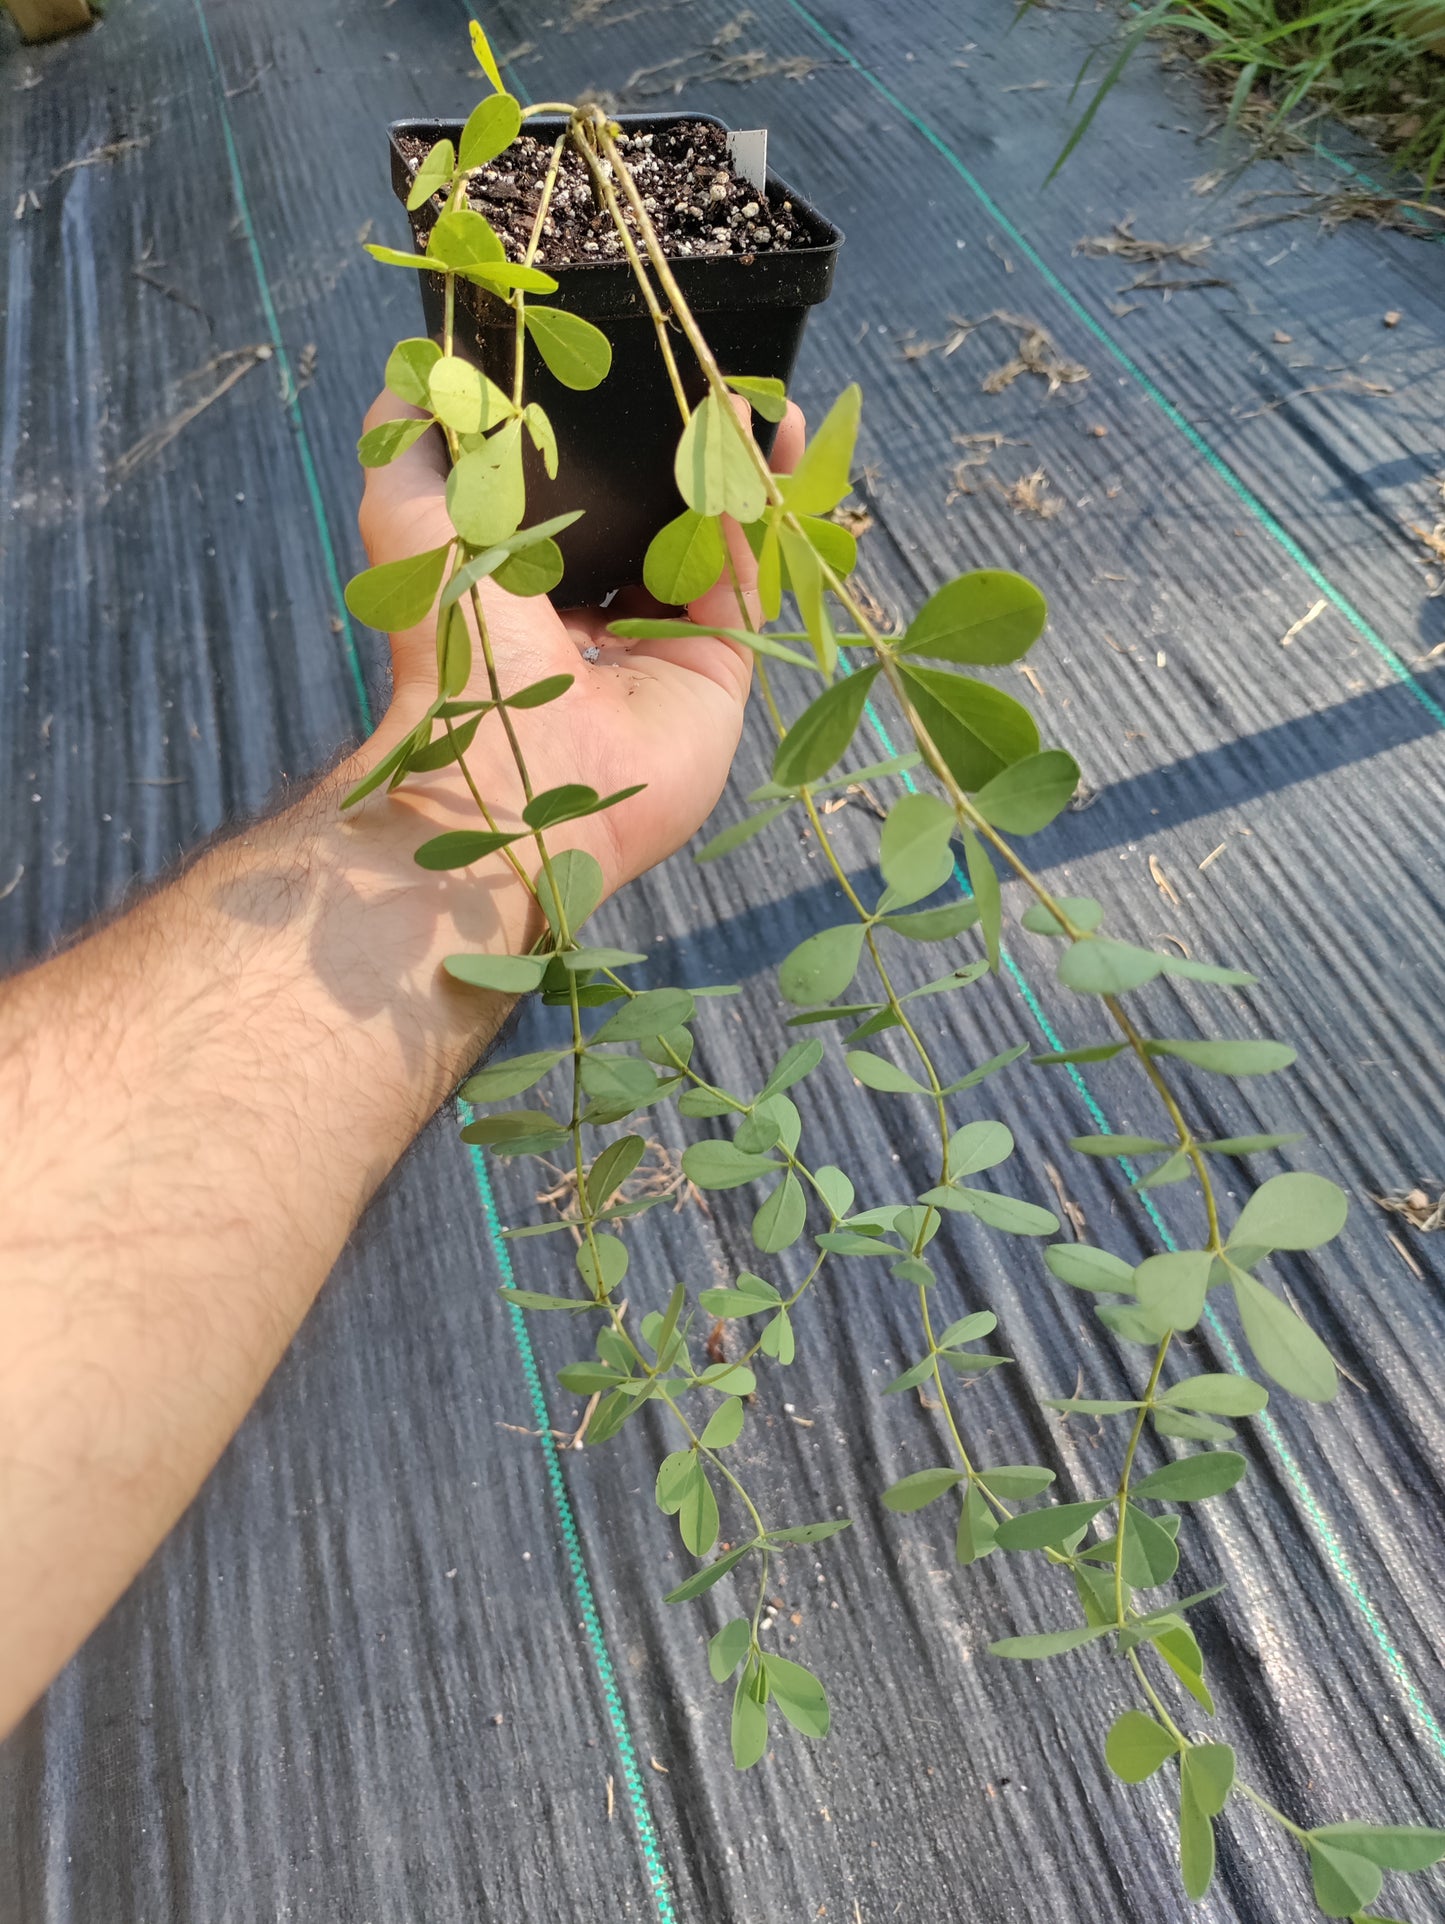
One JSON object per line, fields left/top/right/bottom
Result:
{"left": 351, "top": 390, "right": 805, "bottom": 902}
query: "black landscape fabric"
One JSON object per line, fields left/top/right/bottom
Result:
{"left": 2, "top": 1, "right": 1444, "bottom": 1920}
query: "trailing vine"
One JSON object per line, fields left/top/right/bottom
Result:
{"left": 340, "top": 25, "right": 1444, "bottom": 1919}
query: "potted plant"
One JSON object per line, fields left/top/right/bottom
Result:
{"left": 341, "top": 22, "right": 1445, "bottom": 1919}
{"left": 388, "top": 109, "right": 841, "bottom": 604}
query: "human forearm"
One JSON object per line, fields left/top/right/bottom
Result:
{"left": 0, "top": 757, "right": 534, "bottom": 1732}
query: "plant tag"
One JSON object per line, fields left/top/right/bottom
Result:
{"left": 726, "top": 129, "right": 768, "bottom": 193}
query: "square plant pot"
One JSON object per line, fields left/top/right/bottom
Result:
{"left": 389, "top": 112, "right": 843, "bottom": 606}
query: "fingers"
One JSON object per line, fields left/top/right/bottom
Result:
{"left": 356, "top": 389, "right": 450, "bottom": 567}
{"left": 772, "top": 399, "right": 806, "bottom": 477}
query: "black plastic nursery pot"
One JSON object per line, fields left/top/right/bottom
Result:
{"left": 389, "top": 113, "right": 844, "bottom": 606}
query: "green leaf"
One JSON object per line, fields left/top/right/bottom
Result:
{"left": 709, "top": 1617, "right": 753, "bottom": 1682}
{"left": 1032, "top": 1041, "right": 1128, "bottom": 1066}
{"left": 1153, "top": 1409, "right": 1234, "bottom": 1443}
{"left": 448, "top": 429, "right": 525, "bottom": 546}
{"left": 1147, "top": 1037, "right": 1297, "bottom": 1076}
{"left": 809, "top": 1164, "right": 854, "bottom": 1221}
{"left": 1159, "top": 1374, "right": 1268, "bottom": 1417}
{"left": 461, "top": 1047, "right": 567, "bottom": 1103}
{"left": 768, "top": 1519, "right": 852, "bottom": 1545}
{"left": 385, "top": 337, "right": 442, "bottom": 406}
{"left": 428, "top": 358, "right": 493, "bottom": 436}
{"left": 655, "top": 1449, "right": 696, "bottom": 1515}
{"left": 682, "top": 1140, "right": 781, "bottom": 1192}
{"left": 935, "top": 1311, "right": 999, "bottom": 1348}
{"left": 1045, "top": 1243, "right": 1136, "bottom": 1294}
{"left": 403, "top": 713, "right": 478, "bottom": 771}
{"left": 754, "top": 1041, "right": 823, "bottom": 1103}
{"left": 678, "top": 1463, "right": 720, "bottom": 1556}
{"left": 427, "top": 208, "right": 507, "bottom": 274}
{"left": 1231, "top": 1268, "right": 1338, "bottom": 1402}
{"left": 413, "top": 828, "right": 518, "bottom": 870}
{"left": 1132, "top": 1451, "right": 1247, "bottom": 1502}
{"left": 898, "top": 663, "right": 1041, "bottom": 791}
{"left": 946, "top": 1187, "right": 1058, "bottom": 1236}
{"left": 499, "top": 1288, "right": 587, "bottom": 1312}
{"left": 941, "top": 1042, "right": 1029, "bottom": 1094}
{"left": 1021, "top": 896, "right": 1104, "bottom": 937}
{"left": 665, "top": 1543, "right": 750, "bottom": 1605}
{"left": 976, "top": 1464, "right": 1055, "bottom": 1498}
{"left": 609, "top": 617, "right": 815, "bottom": 671}
{"left": 1183, "top": 1743, "right": 1235, "bottom": 1818}
{"left": 1105, "top": 1710, "right": 1180, "bottom": 1783}
{"left": 797, "top": 513, "right": 858, "bottom": 578}
{"left": 883, "top": 903, "right": 981, "bottom": 943}
{"left": 494, "top": 538, "right": 564, "bottom": 598}
{"left": 1199, "top": 1131, "right": 1305, "bottom": 1156}
{"left": 883, "top": 1355, "right": 937, "bottom": 1395}
{"left": 1308, "top": 1840, "right": 1384, "bottom": 1918}
{"left": 779, "top": 383, "right": 860, "bottom": 515}
{"left": 1311, "top": 1823, "right": 1445, "bottom": 1871}
{"left": 523, "top": 782, "right": 643, "bottom": 830}
{"left": 878, "top": 792, "right": 956, "bottom": 905}
{"left": 345, "top": 544, "right": 451, "bottom": 631}
{"left": 1122, "top": 1503, "right": 1182, "bottom": 1585}
{"left": 1057, "top": 938, "right": 1166, "bottom": 996}
{"left": 994, "top": 1499, "right": 1108, "bottom": 1551}
{"left": 753, "top": 1172, "right": 807, "bottom": 1252}
{"left": 898, "top": 568, "right": 1048, "bottom": 665}
{"left": 698, "top": 1362, "right": 757, "bottom": 1396}
{"left": 964, "top": 827, "right": 1002, "bottom": 970}
{"left": 1137, "top": 1149, "right": 1193, "bottom": 1190}
{"left": 587, "top": 1134, "right": 647, "bottom": 1212}
{"left": 524, "top": 305, "right": 613, "bottom": 389}
{"left": 725, "top": 373, "right": 789, "bottom": 422}
{"left": 1180, "top": 1777, "right": 1217, "bottom": 1902}
{"left": 778, "top": 922, "right": 867, "bottom": 1006}
{"left": 557, "top": 1362, "right": 624, "bottom": 1394}
{"left": 773, "top": 666, "right": 880, "bottom": 786}
{"left": 1097, "top": 1302, "right": 1166, "bottom": 1345}
{"left": 778, "top": 521, "right": 833, "bottom": 673}
{"left": 444, "top": 952, "right": 548, "bottom": 995}
{"left": 989, "top": 1625, "right": 1111, "bottom": 1660}
{"left": 882, "top": 1467, "right": 965, "bottom": 1513}
{"left": 758, "top": 1308, "right": 796, "bottom": 1363}
{"left": 459, "top": 92, "right": 521, "bottom": 170}
{"left": 578, "top": 1053, "right": 660, "bottom": 1110}
{"left": 695, "top": 803, "right": 791, "bottom": 865}
{"left": 536, "top": 848, "right": 605, "bottom": 938}
{"left": 674, "top": 391, "right": 767, "bottom": 521}
{"left": 460, "top": 1110, "right": 566, "bottom": 1153}
{"left": 357, "top": 416, "right": 432, "bottom": 467}
{"left": 1072, "top": 1134, "right": 1173, "bottom": 1158}
{"left": 956, "top": 1484, "right": 999, "bottom": 1566}
{"left": 406, "top": 136, "right": 457, "bottom": 210}
{"left": 642, "top": 508, "right": 727, "bottom": 604}
{"left": 731, "top": 1665, "right": 770, "bottom": 1770}
{"left": 584, "top": 990, "right": 687, "bottom": 1046}
{"left": 846, "top": 1050, "right": 928, "bottom": 1096}
{"left": 699, "top": 1272, "right": 781, "bottom": 1317}
{"left": 1155, "top": 1624, "right": 1215, "bottom": 1715}
{"left": 576, "top": 1234, "right": 629, "bottom": 1295}
{"left": 764, "top": 1655, "right": 830, "bottom": 1738}
{"left": 1133, "top": 1250, "right": 1213, "bottom": 1333}
{"left": 973, "top": 750, "right": 1080, "bottom": 835}
{"left": 948, "top": 1119, "right": 1014, "bottom": 1178}
{"left": 1230, "top": 1171, "right": 1348, "bottom": 1252}
{"left": 1044, "top": 1396, "right": 1141, "bottom": 1415}
{"left": 468, "top": 15, "right": 505, "bottom": 88}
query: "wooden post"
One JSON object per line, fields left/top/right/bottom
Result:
{"left": 3, "top": 0, "right": 93, "bottom": 42}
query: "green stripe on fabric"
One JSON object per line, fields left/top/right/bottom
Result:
{"left": 778, "top": 0, "right": 1445, "bottom": 736}
{"left": 188, "top": 0, "right": 371, "bottom": 729}
{"left": 853, "top": 684, "right": 1445, "bottom": 1758}
{"left": 192, "top": 2, "right": 680, "bottom": 1906}
{"left": 460, "top": 1123, "right": 680, "bottom": 1924}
